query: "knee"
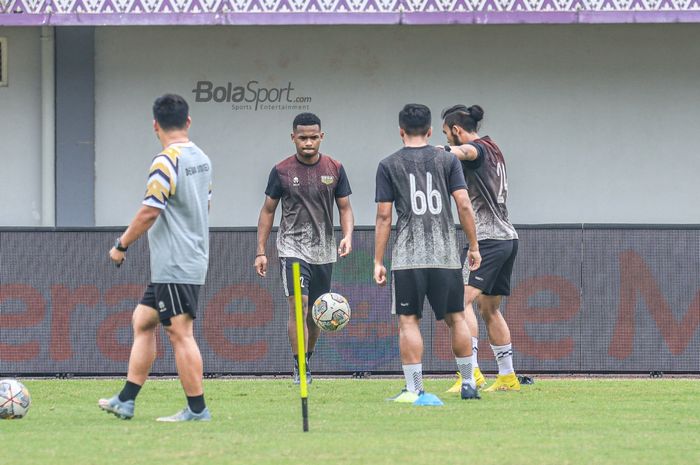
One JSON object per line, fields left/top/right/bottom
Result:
{"left": 133, "top": 322, "right": 157, "bottom": 335}
{"left": 443, "top": 313, "right": 464, "bottom": 328}
{"left": 464, "top": 294, "right": 476, "bottom": 308}
{"left": 479, "top": 306, "right": 499, "bottom": 322}
{"left": 164, "top": 326, "right": 189, "bottom": 346}
{"left": 464, "top": 288, "right": 481, "bottom": 307}
{"left": 288, "top": 299, "right": 309, "bottom": 317}
{"left": 398, "top": 316, "right": 420, "bottom": 331}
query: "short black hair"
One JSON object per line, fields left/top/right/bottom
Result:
{"left": 293, "top": 112, "right": 321, "bottom": 131}
{"left": 443, "top": 105, "right": 484, "bottom": 133}
{"left": 153, "top": 94, "right": 189, "bottom": 130}
{"left": 399, "top": 104, "right": 431, "bottom": 136}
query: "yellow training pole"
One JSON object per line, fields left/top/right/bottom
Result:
{"left": 292, "top": 262, "right": 309, "bottom": 432}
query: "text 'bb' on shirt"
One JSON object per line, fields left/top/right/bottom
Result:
{"left": 142, "top": 141, "right": 213, "bottom": 285}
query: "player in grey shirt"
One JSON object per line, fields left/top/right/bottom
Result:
{"left": 441, "top": 104, "right": 521, "bottom": 392}
{"left": 100, "top": 94, "right": 212, "bottom": 422}
{"left": 374, "top": 104, "right": 482, "bottom": 403}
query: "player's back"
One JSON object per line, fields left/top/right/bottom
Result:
{"left": 463, "top": 136, "right": 518, "bottom": 241}
{"left": 376, "top": 145, "right": 465, "bottom": 270}
{"left": 148, "top": 142, "right": 212, "bottom": 284}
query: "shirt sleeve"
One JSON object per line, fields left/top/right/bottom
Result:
{"left": 375, "top": 162, "right": 394, "bottom": 202}
{"left": 264, "top": 167, "right": 283, "bottom": 199}
{"left": 461, "top": 142, "right": 485, "bottom": 171}
{"left": 335, "top": 165, "right": 352, "bottom": 198}
{"left": 448, "top": 155, "right": 468, "bottom": 193}
{"left": 143, "top": 154, "right": 177, "bottom": 209}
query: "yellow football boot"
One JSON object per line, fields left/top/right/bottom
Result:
{"left": 388, "top": 389, "right": 420, "bottom": 403}
{"left": 482, "top": 372, "right": 521, "bottom": 392}
{"left": 474, "top": 367, "right": 486, "bottom": 389}
{"left": 446, "top": 372, "right": 462, "bottom": 393}
{"left": 446, "top": 367, "right": 486, "bottom": 393}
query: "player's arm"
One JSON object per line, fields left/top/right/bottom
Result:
{"left": 109, "top": 206, "right": 162, "bottom": 266}
{"left": 336, "top": 196, "right": 354, "bottom": 257}
{"left": 255, "top": 195, "right": 279, "bottom": 277}
{"left": 447, "top": 144, "right": 479, "bottom": 162}
{"left": 453, "top": 188, "right": 481, "bottom": 271}
{"left": 110, "top": 154, "right": 173, "bottom": 266}
{"left": 374, "top": 202, "right": 392, "bottom": 286}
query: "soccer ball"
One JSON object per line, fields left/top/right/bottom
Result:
{"left": 312, "top": 292, "right": 351, "bottom": 332}
{"left": 0, "top": 379, "right": 32, "bottom": 419}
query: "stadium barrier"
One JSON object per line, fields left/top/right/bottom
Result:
{"left": 1, "top": 226, "right": 698, "bottom": 376}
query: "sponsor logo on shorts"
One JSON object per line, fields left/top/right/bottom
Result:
{"left": 400, "top": 302, "right": 410, "bottom": 307}
{"left": 158, "top": 301, "right": 167, "bottom": 312}
{"left": 474, "top": 276, "right": 484, "bottom": 281}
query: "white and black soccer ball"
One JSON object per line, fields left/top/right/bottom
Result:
{"left": 0, "top": 379, "right": 32, "bottom": 419}
{"left": 312, "top": 292, "right": 351, "bottom": 332}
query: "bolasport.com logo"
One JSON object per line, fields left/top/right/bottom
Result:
{"left": 192, "top": 80, "right": 313, "bottom": 111}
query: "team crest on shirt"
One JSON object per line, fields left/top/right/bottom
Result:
{"left": 320, "top": 175, "right": 334, "bottom": 185}
{"left": 292, "top": 176, "right": 300, "bottom": 187}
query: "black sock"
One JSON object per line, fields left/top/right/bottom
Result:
{"left": 305, "top": 352, "right": 313, "bottom": 371}
{"left": 187, "top": 395, "right": 206, "bottom": 414}
{"left": 293, "top": 355, "right": 299, "bottom": 369}
{"left": 118, "top": 381, "right": 141, "bottom": 402}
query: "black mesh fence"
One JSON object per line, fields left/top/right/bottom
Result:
{"left": 1, "top": 226, "right": 698, "bottom": 375}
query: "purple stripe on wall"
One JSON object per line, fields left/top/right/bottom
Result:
{"left": 3, "top": 10, "right": 700, "bottom": 26}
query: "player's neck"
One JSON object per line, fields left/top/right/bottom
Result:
{"left": 402, "top": 135, "right": 429, "bottom": 148}
{"left": 159, "top": 130, "right": 190, "bottom": 149}
{"left": 459, "top": 132, "right": 479, "bottom": 144}
{"left": 295, "top": 152, "right": 320, "bottom": 165}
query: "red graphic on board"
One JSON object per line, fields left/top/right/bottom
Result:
{"left": 203, "top": 284, "right": 273, "bottom": 361}
{"left": 1, "top": 250, "right": 698, "bottom": 366}
{"left": 50, "top": 285, "right": 99, "bottom": 361}
{"left": 609, "top": 251, "right": 700, "bottom": 359}
{"left": 509, "top": 276, "right": 581, "bottom": 360}
{"left": 0, "top": 284, "right": 45, "bottom": 361}
{"left": 433, "top": 275, "right": 581, "bottom": 361}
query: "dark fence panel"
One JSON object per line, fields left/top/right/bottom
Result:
{"left": 1, "top": 226, "right": 698, "bottom": 375}
{"left": 581, "top": 229, "right": 700, "bottom": 372}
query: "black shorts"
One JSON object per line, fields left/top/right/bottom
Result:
{"left": 280, "top": 257, "right": 333, "bottom": 304}
{"left": 140, "top": 283, "right": 201, "bottom": 326}
{"left": 392, "top": 268, "right": 464, "bottom": 321}
{"left": 461, "top": 239, "right": 518, "bottom": 296}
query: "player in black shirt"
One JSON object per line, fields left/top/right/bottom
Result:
{"left": 374, "top": 104, "right": 482, "bottom": 403}
{"left": 255, "top": 113, "right": 354, "bottom": 384}
{"left": 441, "top": 104, "right": 520, "bottom": 392}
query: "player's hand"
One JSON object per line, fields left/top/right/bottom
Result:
{"left": 374, "top": 263, "right": 387, "bottom": 286}
{"left": 254, "top": 255, "right": 268, "bottom": 277}
{"left": 109, "top": 247, "right": 125, "bottom": 267}
{"left": 338, "top": 237, "right": 352, "bottom": 257}
{"left": 467, "top": 249, "right": 481, "bottom": 271}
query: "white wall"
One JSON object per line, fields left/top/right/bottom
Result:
{"left": 95, "top": 25, "right": 700, "bottom": 227}
{"left": 0, "top": 28, "right": 43, "bottom": 226}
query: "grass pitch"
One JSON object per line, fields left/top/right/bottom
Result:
{"left": 2, "top": 378, "right": 699, "bottom": 465}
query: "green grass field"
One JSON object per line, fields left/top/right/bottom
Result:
{"left": 2, "top": 378, "right": 699, "bottom": 465}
